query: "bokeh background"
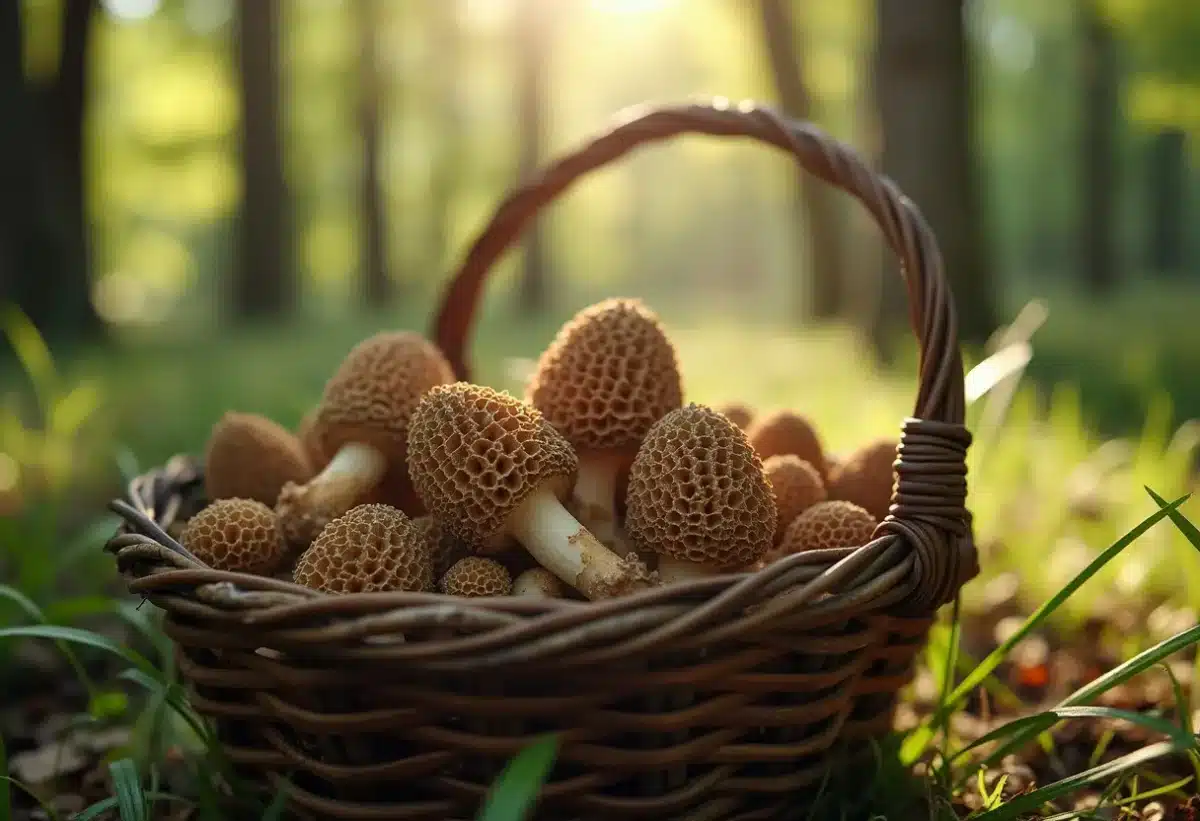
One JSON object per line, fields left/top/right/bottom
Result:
{"left": 3, "top": 0, "right": 1200, "bottom": 619}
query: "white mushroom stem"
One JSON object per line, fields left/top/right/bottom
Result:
{"left": 295, "top": 441, "right": 387, "bottom": 513}
{"left": 507, "top": 486, "right": 653, "bottom": 601}
{"left": 656, "top": 556, "right": 725, "bottom": 584}
{"left": 511, "top": 567, "right": 565, "bottom": 598}
{"left": 570, "top": 453, "right": 623, "bottom": 545}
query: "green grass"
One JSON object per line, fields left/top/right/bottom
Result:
{"left": 4, "top": 295, "right": 1200, "bottom": 818}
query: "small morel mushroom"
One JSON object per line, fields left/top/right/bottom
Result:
{"left": 276, "top": 331, "right": 455, "bottom": 549}
{"left": 440, "top": 557, "right": 513, "bottom": 597}
{"left": 775, "top": 500, "right": 877, "bottom": 557}
{"left": 292, "top": 503, "right": 434, "bottom": 594}
{"left": 296, "top": 407, "right": 327, "bottom": 471}
{"left": 526, "top": 298, "right": 683, "bottom": 547}
{"left": 204, "top": 412, "right": 313, "bottom": 507}
{"left": 180, "top": 498, "right": 288, "bottom": 576}
{"left": 625, "top": 404, "right": 777, "bottom": 582}
{"left": 407, "top": 382, "right": 656, "bottom": 601}
{"left": 717, "top": 402, "right": 755, "bottom": 431}
{"left": 826, "top": 438, "right": 899, "bottom": 522}
{"left": 746, "top": 409, "right": 828, "bottom": 479}
{"left": 511, "top": 567, "right": 566, "bottom": 598}
{"left": 763, "top": 454, "right": 827, "bottom": 545}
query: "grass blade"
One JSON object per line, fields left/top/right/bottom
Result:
{"left": 477, "top": 735, "right": 559, "bottom": 821}
{"left": 0, "top": 733, "right": 10, "bottom": 821}
{"left": 1147, "top": 486, "right": 1200, "bottom": 552}
{"left": 971, "top": 741, "right": 1183, "bottom": 821}
{"left": 109, "top": 758, "right": 147, "bottom": 821}
{"left": 977, "top": 623, "right": 1200, "bottom": 771}
{"left": 73, "top": 793, "right": 191, "bottom": 821}
{"left": 0, "top": 624, "right": 156, "bottom": 676}
{"left": 0, "top": 586, "right": 98, "bottom": 701}
{"left": 901, "top": 492, "right": 1189, "bottom": 764}
{"left": 261, "top": 779, "right": 292, "bottom": 821}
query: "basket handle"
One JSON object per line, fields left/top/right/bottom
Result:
{"left": 429, "top": 99, "right": 975, "bottom": 611}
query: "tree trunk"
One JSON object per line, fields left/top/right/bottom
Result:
{"left": 513, "top": 0, "right": 551, "bottom": 315}
{"left": 427, "top": 0, "right": 463, "bottom": 274}
{"left": 1079, "top": 0, "right": 1119, "bottom": 295}
{"left": 871, "top": 0, "right": 996, "bottom": 356}
{"left": 355, "top": 0, "right": 390, "bottom": 307}
{"left": 0, "top": 0, "right": 103, "bottom": 347}
{"left": 757, "top": 0, "right": 846, "bottom": 320}
{"left": 1146, "top": 127, "right": 1185, "bottom": 278}
{"left": 233, "top": 0, "right": 292, "bottom": 321}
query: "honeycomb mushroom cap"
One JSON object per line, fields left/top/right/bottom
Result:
{"left": 625, "top": 403, "right": 777, "bottom": 570}
{"left": 526, "top": 298, "right": 682, "bottom": 453}
{"left": 827, "top": 438, "right": 898, "bottom": 521}
{"left": 778, "top": 500, "right": 878, "bottom": 555}
{"left": 292, "top": 503, "right": 434, "bottom": 594}
{"left": 717, "top": 402, "right": 755, "bottom": 431}
{"left": 413, "top": 514, "right": 471, "bottom": 578}
{"left": 316, "top": 331, "right": 455, "bottom": 459}
{"left": 204, "top": 412, "right": 312, "bottom": 506}
{"left": 181, "top": 498, "right": 287, "bottom": 576}
{"left": 439, "top": 556, "right": 513, "bottom": 597}
{"left": 764, "top": 454, "right": 828, "bottom": 544}
{"left": 747, "top": 410, "right": 827, "bottom": 478}
{"left": 407, "top": 383, "right": 578, "bottom": 545}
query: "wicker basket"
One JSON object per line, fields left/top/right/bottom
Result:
{"left": 104, "top": 101, "right": 977, "bottom": 821}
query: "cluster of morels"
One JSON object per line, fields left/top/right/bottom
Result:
{"left": 181, "top": 298, "right": 898, "bottom": 602}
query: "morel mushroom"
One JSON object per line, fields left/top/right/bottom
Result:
{"left": 296, "top": 407, "right": 327, "bottom": 470}
{"left": 746, "top": 409, "right": 828, "bottom": 479}
{"left": 763, "top": 454, "right": 827, "bottom": 545}
{"left": 717, "top": 402, "right": 755, "bottom": 431}
{"left": 511, "top": 567, "right": 566, "bottom": 598}
{"left": 625, "top": 404, "right": 777, "bottom": 582}
{"left": 292, "top": 503, "right": 434, "bottom": 594}
{"left": 407, "top": 382, "right": 655, "bottom": 601}
{"left": 204, "top": 412, "right": 313, "bottom": 507}
{"left": 526, "top": 298, "right": 682, "bottom": 547}
{"left": 180, "top": 498, "right": 288, "bottom": 576}
{"left": 826, "top": 438, "right": 899, "bottom": 522}
{"left": 439, "top": 557, "right": 513, "bottom": 597}
{"left": 776, "top": 500, "right": 878, "bottom": 557}
{"left": 276, "top": 331, "right": 454, "bottom": 549}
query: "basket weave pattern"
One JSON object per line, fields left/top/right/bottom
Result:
{"left": 106, "top": 101, "right": 976, "bottom": 820}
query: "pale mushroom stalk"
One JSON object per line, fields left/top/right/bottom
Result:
{"left": 508, "top": 481, "right": 644, "bottom": 600}
{"left": 290, "top": 441, "right": 388, "bottom": 517}
{"left": 511, "top": 567, "right": 564, "bottom": 598}
{"left": 655, "top": 556, "right": 726, "bottom": 583}
{"left": 570, "top": 448, "right": 639, "bottom": 555}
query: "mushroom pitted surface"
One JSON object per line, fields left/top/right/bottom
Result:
{"left": 763, "top": 454, "right": 827, "bottom": 545}
{"left": 775, "top": 500, "right": 878, "bottom": 558}
{"left": 204, "top": 412, "right": 313, "bottom": 507}
{"left": 439, "top": 557, "right": 512, "bottom": 597}
{"left": 292, "top": 503, "right": 434, "bottom": 594}
{"left": 276, "top": 331, "right": 454, "bottom": 550}
{"left": 407, "top": 382, "right": 655, "bottom": 600}
{"left": 625, "top": 403, "right": 777, "bottom": 582}
{"left": 180, "top": 497, "right": 288, "bottom": 576}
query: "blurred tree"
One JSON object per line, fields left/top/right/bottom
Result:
{"left": 872, "top": 0, "right": 997, "bottom": 353}
{"left": 1079, "top": 0, "right": 1120, "bottom": 295}
{"left": 513, "top": 0, "right": 554, "bottom": 315}
{"left": 0, "top": 0, "right": 102, "bottom": 347}
{"left": 233, "top": 0, "right": 293, "bottom": 320}
{"left": 355, "top": 0, "right": 391, "bottom": 306}
{"left": 757, "top": 0, "right": 847, "bottom": 320}
{"left": 1146, "top": 126, "right": 1185, "bottom": 276}
{"left": 427, "top": 0, "right": 464, "bottom": 274}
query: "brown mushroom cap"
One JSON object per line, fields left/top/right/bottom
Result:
{"left": 746, "top": 410, "right": 828, "bottom": 479}
{"left": 412, "top": 514, "right": 471, "bottom": 579}
{"left": 777, "top": 500, "right": 877, "bottom": 555}
{"left": 180, "top": 498, "right": 287, "bottom": 576}
{"left": 407, "top": 383, "right": 577, "bottom": 546}
{"left": 526, "top": 298, "right": 682, "bottom": 453}
{"left": 826, "top": 438, "right": 898, "bottom": 521}
{"left": 316, "top": 331, "right": 455, "bottom": 460}
{"left": 292, "top": 503, "right": 433, "bottom": 594}
{"left": 204, "top": 412, "right": 313, "bottom": 506}
{"left": 625, "top": 404, "right": 777, "bottom": 570}
{"left": 763, "top": 454, "right": 827, "bottom": 544}
{"left": 296, "top": 407, "right": 327, "bottom": 470}
{"left": 717, "top": 402, "right": 755, "bottom": 431}
{"left": 439, "top": 556, "right": 513, "bottom": 597}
